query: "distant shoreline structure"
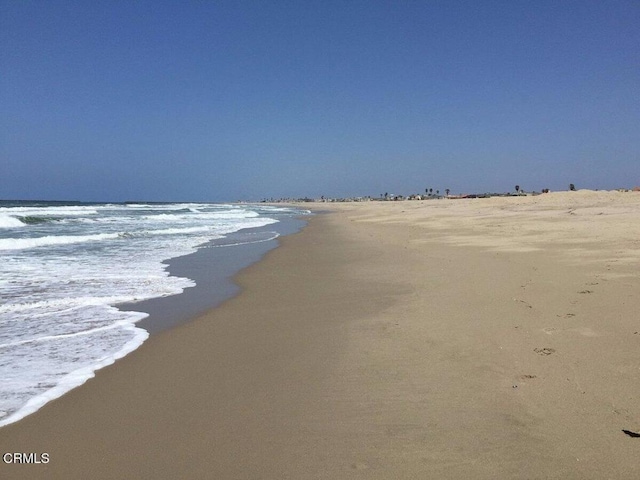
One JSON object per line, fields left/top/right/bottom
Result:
{"left": 260, "top": 186, "right": 640, "bottom": 204}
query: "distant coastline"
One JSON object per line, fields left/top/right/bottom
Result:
{"left": 259, "top": 185, "right": 640, "bottom": 204}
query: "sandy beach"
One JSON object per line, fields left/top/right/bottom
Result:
{"left": 1, "top": 190, "right": 639, "bottom": 479}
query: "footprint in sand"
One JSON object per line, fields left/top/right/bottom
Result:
{"left": 513, "top": 298, "right": 533, "bottom": 308}
{"left": 534, "top": 347, "right": 556, "bottom": 356}
{"left": 513, "top": 376, "right": 536, "bottom": 387}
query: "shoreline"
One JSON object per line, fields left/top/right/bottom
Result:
{"left": 0, "top": 206, "right": 308, "bottom": 428}
{"left": 128, "top": 214, "right": 308, "bottom": 335}
{"left": 1, "top": 191, "right": 639, "bottom": 478}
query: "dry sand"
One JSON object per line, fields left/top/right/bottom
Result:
{"left": 1, "top": 190, "right": 639, "bottom": 478}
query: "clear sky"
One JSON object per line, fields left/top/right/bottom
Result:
{"left": 1, "top": 1, "right": 638, "bottom": 202}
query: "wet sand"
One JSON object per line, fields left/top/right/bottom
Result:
{"left": 1, "top": 191, "right": 639, "bottom": 479}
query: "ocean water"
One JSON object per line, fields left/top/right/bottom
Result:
{"left": 0, "top": 200, "right": 308, "bottom": 427}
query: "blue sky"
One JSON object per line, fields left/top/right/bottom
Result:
{"left": 1, "top": 1, "right": 638, "bottom": 201}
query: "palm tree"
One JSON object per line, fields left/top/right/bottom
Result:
{"left": 445, "top": 188, "right": 450, "bottom": 197}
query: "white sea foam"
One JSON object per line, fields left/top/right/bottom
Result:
{"left": 203, "top": 231, "right": 281, "bottom": 248}
{"left": 0, "top": 215, "right": 24, "bottom": 228}
{"left": 123, "top": 203, "right": 207, "bottom": 211}
{"left": 0, "top": 206, "right": 99, "bottom": 216}
{"left": 0, "top": 223, "right": 267, "bottom": 251}
{"left": 0, "top": 320, "right": 148, "bottom": 427}
{"left": 0, "top": 233, "right": 120, "bottom": 250}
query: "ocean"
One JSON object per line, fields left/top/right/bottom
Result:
{"left": 0, "top": 200, "right": 309, "bottom": 427}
